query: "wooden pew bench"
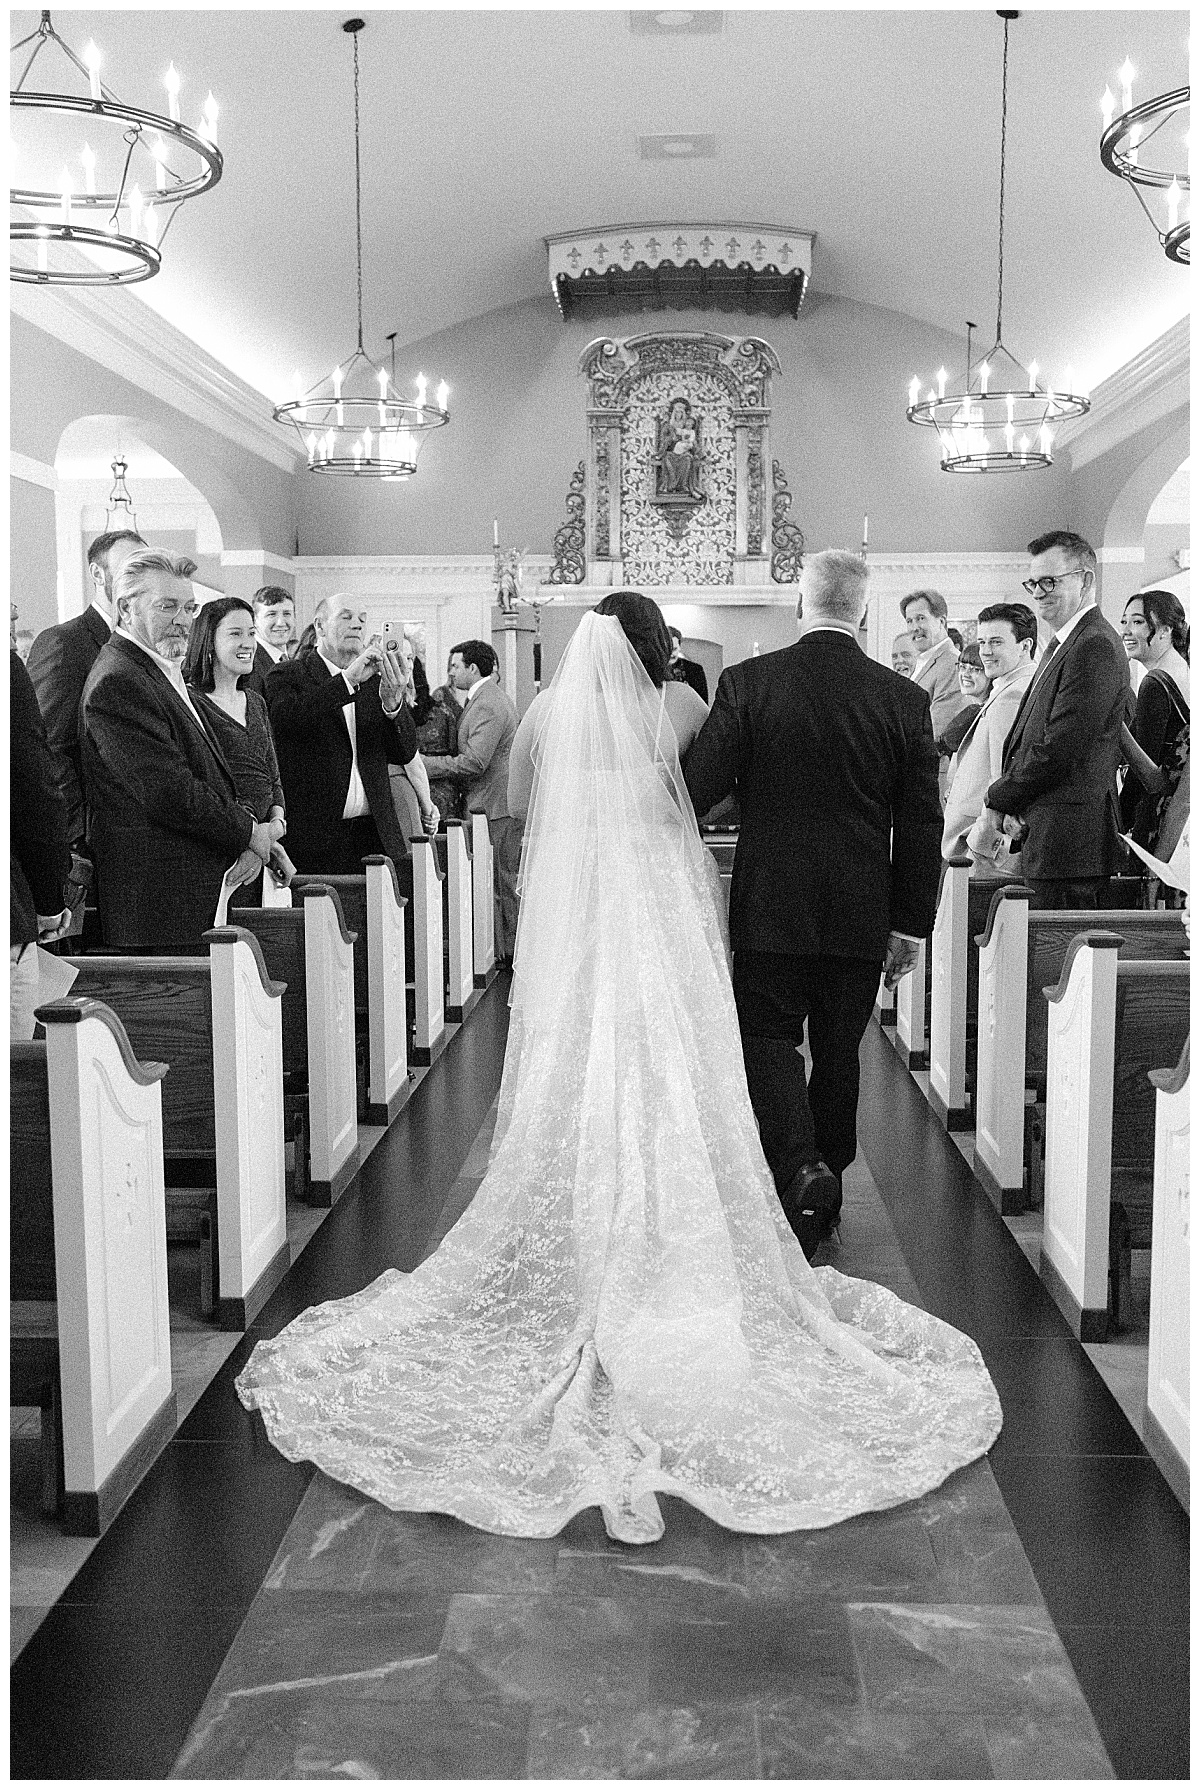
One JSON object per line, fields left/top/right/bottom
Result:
{"left": 1039, "top": 934, "right": 1190, "bottom": 1340}
{"left": 973, "top": 891, "right": 1187, "bottom": 1213}
{"left": 410, "top": 836, "right": 449, "bottom": 1067}
{"left": 63, "top": 929, "right": 290, "bottom": 1327}
{"left": 893, "top": 936, "right": 932, "bottom": 1070}
{"left": 470, "top": 812, "right": 497, "bottom": 990}
{"left": 1145, "top": 1037, "right": 1190, "bottom": 1507}
{"left": 928, "top": 861, "right": 1018, "bottom": 1129}
{"left": 12, "top": 998, "right": 176, "bottom": 1534}
{"left": 236, "top": 885, "right": 360, "bottom": 1205}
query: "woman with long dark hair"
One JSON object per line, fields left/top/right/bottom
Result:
{"left": 411, "top": 650, "right": 463, "bottom": 823}
{"left": 1119, "top": 588, "right": 1190, "bottom": 855}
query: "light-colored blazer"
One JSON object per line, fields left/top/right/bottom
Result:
{"left": 422, "top": 677, "right": 519, "bottom": 821}
{"left": 942, "top": 661, "right": 1035, "bottom": 868}
{"left": 913, "top": 636, "right": 965, "bottom": 746}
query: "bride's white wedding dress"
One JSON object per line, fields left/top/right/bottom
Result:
{"left": 237, "top": 614, "right": 1001, "bottom": 1543}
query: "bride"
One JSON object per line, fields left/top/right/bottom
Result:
{"left": 237, "top": 601, "right": 1001, "bottom": 1544}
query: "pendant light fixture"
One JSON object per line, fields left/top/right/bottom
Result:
{"left": 10, "top": 9, "right": 222, "bottom": 286}
{"left": 273, "top": 19, "right": 450, "bottom": 479}
{"left": 104, "top": 455, "right": 138, "bottom": 531}
{"left": 1100, "top": 60, "right": 1189, "bottom": 266}
{"left": 906, "top": 11, "right": 1090, "bottom": 473}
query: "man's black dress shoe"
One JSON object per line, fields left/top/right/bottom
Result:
{"left": 780, "top": 1160, "right": 841, "bottom": 1262}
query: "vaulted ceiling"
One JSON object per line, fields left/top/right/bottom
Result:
{"left": 12, "top": 8, "right": 1191, "bottom": 403}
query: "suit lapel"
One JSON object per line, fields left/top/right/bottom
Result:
{"left": 1002, "top": 609, "right": 1099, "bottom": 763}
{"left": 113, "top": 636, "right": 239, "bottom": 795}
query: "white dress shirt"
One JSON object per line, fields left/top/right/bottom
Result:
{"left": 90, "top": 600, "right": 114, "bottom": 633}
{"left": 317, "top": 647, "right": 370, "bottom": 820}
{"left": 115, "top": 626, "right": 209, "bottom": 736}
{"left": 944, "top": 660, "right": 1036, "bottom": 865}
{"left": 256, "top": 635, "right": 287, "bottom": 665}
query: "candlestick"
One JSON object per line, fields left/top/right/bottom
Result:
{"left": 936, "top": 366, "right": 947, "bottom": 400}
{"left": 201, "top": 93, "right": 218, "bottom": 149}
{"left": 907, "top": 376, "right": 920, "bottom": 409}
{"left": 306, "top": 433, "right": 316, "bottom": 465}
{"left": 979, "top": 360, "right": 990, "bottom": 396}
{"left": 1101, "top": 86, "right": 1115, "bottom": 129}
{"left": 84, "top": 40, "right": 102, "bottom": 101}
{"left": 1027, "top": 360, "right": 1038, "bottom": 394}
{"left": 164, "top": 63, "right": 181, "bottom": 123}
{"left": 493, "top": 517, "right": 499, "bottom": 547}
{"left": 415, "top": 373, "right": 428, "bottom": 410}
{"left": 862, "top": 514, "right": 868, "bottom": 548}
{"left": 1119, "top": 57, "right": 1134, "bottom": 114}
{"left": 436, "top": 381, "right": 449, "bottom": 412}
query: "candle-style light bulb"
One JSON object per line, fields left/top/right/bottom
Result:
{"left": 353, "top": 443, "right": 362, "bottom": 467}
{"left": 80, "top": 142, "right": 96, "bottom": 196}
{"left": 1027, "top": 360, "right": 1039, "bottom": 394}
{"left": 436, "top": 380, "right": 449, "bottom": 412}
{"left": 907, "top": 375, "right": 920, "bottom": 409}
{"left": 84, "top": 40, "right": 102, "bottom": 101}
{"left": 979, "top": 360, "right": 990, "bottom": 396}
{"left": 201, "top": 93, "right": 218, "bottom": 148}
{"left": 306, "top": 432, "right": 317, "bottom": 464}
{"left": 415, "top": 373, "right": 428, "bottom": 409}
{"left": 1119, "top": 57, "right": 1135, "bottom": 113}
{"left": 377, "top": 367, "right": 388, "bottom": 399}
{"left": 332, "top": 365, "right": 343, "bottom": 398}
{"left": 1167, "top": 178, "right": 1182, "bottom": 229}
{"left": 936, "top": 366, "right": 947, "bottom": 400}
{"left": 1019, "top": 434, "right": 1029, "bottom": 465}
{"left": 1101, "top": 86, "right": 1116, "bottom": 129}
{"left": 164, "top": 63, "right": 181, "bottom": 123}
{"left": 1040, "top": 424, "right": 1053, "bottom": 456}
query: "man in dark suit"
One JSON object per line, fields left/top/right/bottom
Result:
{"left": 983, "top": 530, "right": 1129, "bottom": 910}
{"left": 684, "top": 549, "right": 942, "bottom": 1256}
{"left": 11, "top": 651, "right": 72, "bottom": 1037}
{"left": 81, "top": 550, "right": 275, "bottom": 951}
{"left": 26, "top": 527, "right": 145, "bottom": 849}
{"left": 668, "top": 627, "right": 709, "bottom": 703}
{"left": 266, "top": 593, "right": 435, "bottom": 876}
{"left": 243, "top": 584, "right": 295, "bottom": 696}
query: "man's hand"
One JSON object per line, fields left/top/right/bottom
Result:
{"left": 882, "top": 931, "right": 921, "bottom": 990}
{"left": 36, "top": 908, "right": 73, "bottom": 943}
{"left": 422, "top": 804, "right": 440, "bottom": 837}
{"left": 1000, "top": 812, "right": 1025, "bottom": 841}
{"left": 226, "top": 848, "right": 264, "bottom": 889}
{"left": 267, "top": 844, "right": 297, "bottom": 888}
{"left": 343, "top": 645, "right": 382, "bottom": 689}
{"left": 248, "top": 820, "right": 276, "bottom": 862}
{"left": 377, "top": 643, "right": 407, "bottom": 713}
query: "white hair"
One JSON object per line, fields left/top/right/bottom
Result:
{"left": 112, "top": 549, "right": 197, "bottom": 614}
{"left": 801, "top": 550, "right": 870, "bottom": 627}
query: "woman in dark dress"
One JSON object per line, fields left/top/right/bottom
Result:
{"left": 182, "top": 597, "right": 293, "bottom": 900}
{"left": 412, "top": 652, "right": 463, "bottom": 823}
{"left": 1119, "top": 588, "right": 1190, "bottom": 853}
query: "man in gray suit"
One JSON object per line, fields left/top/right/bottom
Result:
{"left": 421, "top": 639, "right": 522, "bottom": 964}
{"left": 903, "top": 588, "right": 963, "bottom": 792}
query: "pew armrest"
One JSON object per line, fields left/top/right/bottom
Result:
{"left": 294, "top": 882, "right": 359, "bottom": 947}
{"left": 1149, "top": 1037, "right": 1190, "bottom": 1096}
{"left": 203, "top": 928, "right": 287, "bottom": 1000}
{"left": 974, "top": 881, "right": 1030, "bottom": 952}
{"left": 1042, "top": 931, "right": 1124, "bottom": 1006}
{"left": 363, "top": 854, "right": 407, "bottom": 908}
{"left": 34, "top": 998, "right": 168, "bottom": 1085}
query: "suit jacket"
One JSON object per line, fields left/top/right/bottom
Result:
{"left": 11, "top": 651, "right": 71, "bottom": 948}
{"left": 80, "top": 634, "right": 254, "bottom": 950}
{"left": 423, "top": 678, "right": 519, "bottom": 822}
{"left": 673, "top": 656, "right": 709, "bottom": 704}
{"left": 25, "top": 603, "right": 111, "bottom": 845}
{"left": 683, "top": 631, "right": 943, "bottom": 961}
{"left": 942, "top": 662, "right": 1034, "bottom": 866}
{"left": 265, "top": 650, "right": 418, "bottom": 871}
{"left": 912, "top": 636, "right": 963, "bottom": 745}
{"left": 243, "top": 639, "right": 284, "bottom": 699}
{"left": 985, "top": 604, "right": 1130, "bottom": 882}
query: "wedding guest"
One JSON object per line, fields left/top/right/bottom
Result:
{"left": 266, "top": 594, "right": 435, "bottom": 877}
{"left": 80, "top": 550, "right": 273, "bottom": 950}
{"left": 11, "top": 651, "right": 71, "bottom": 1038}
{"left": 667, "top": 626, "right": 709, "bottom": 703}
{"left": 422, "top": 640, "right": 521, "bottom": 962}
{"left": 383, "top": 632, "right": 449, "bottom": 840}
{"left": 1119, "top": 588, "right": 1190, "bottom": 853}
{"left": 983, "top": 530, "right": 1129, "bottom": 909}
{"left": 26, "top": 527, "right": 145, "bottom": 852}
{"left": 412, "top": 651, "right": 463, "bottom": 822}
{"left": 244, "top": 585, "right": 296, "bottom": 695}
{"left": 182, "top": 597, "right": 291, "bottom": 900}
{"left": 943, "top": 603, "right": 1037, "bottom": 871}
{"left": 936, "top": 642, "right": 991, "bottom": 757}
{"left": 903, "top": 589, "right": 961, "bottom": 740}
{"left": 890, "top": 633, "right": 917, "bottom": 678}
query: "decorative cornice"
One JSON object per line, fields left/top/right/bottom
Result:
{"left": 221, "top": 549, "right": 296, "bottom": 574}
{"left": 546, "top": 223, "right": 814, "bottom": 319}
{"left": 10, "top": 451, "right": 57, "bottom": 490}
{"left": 1059, "top": 317, "right": 1189, "bottom": 471}
{"left": 10, "top": 282, "right": 302, "bottom": 476}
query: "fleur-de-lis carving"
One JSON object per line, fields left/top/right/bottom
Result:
{"left": 699, "top": 235, "right": 713, "bottom": 256}
{"left": 672, "top": 235, "right": 687, "bottom": 257}
{"left": 645, "top": 236, "right": 660, "bottom": 257}
{"left": 121, "top": 1159, "right": 138, "bottom": 1231}
{"left": 1178, "top": 1184, "right": 1190, "bottom": 1244}
{"left": 726, "top": 235, "right": 741, "bottom": 258}
{"left": 566, "top": 246, "right": 582, "bottom": 268}
{"left": 752, "top": 239, "right": 766, "bottom": 259}
{"left": 620, "top": 239, "right": 634, "bottom": 261}
{"left": 777, "top": 241, "right": 792, "bottom": 265}
{"left": 593, "top": 242, "right": 608, "bottom": 265}
{"left": 254, "top": 1049, "right": 267, "bottom": 1114}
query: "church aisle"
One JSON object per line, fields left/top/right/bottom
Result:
{"left": 10, "top": 1000, "right": 1185, "bottom": 1778}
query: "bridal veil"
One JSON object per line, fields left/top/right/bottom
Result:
{"left": 238, "top": 612, "right": 1001, "bottom": 1542}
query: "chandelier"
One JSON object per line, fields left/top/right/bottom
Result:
{"left": 272, "top": 19, "right": 449, "bottom": 479}
{"left": 906, "top": 11, "right": 1089, "bottom": 473}
{"left": 105, "top": 455, "right": 138, "bottom": 530}
{"left": 1100, "top": 61, "right": 1189, "bottom": 266}
{"left": 10, "top": 10, "right": 222, "bottom": 285}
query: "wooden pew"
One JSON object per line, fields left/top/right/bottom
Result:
{"left": 928, "top": 863, "right": 1017, "bottom": 1130}
{"left": 411, "top": 836, "right": 448, "bottom": 1066}
{"left": 1145, "top": 1038, "right": 1190, "bottom": 1507}
{"left": 12, "top": 998, "right": 176, "bottom": 1534}
{"left": 63, "top": 930, "right": 290, "bottom": 1327}
{"left": 471, "top": 812, "right": 497, "bottom": 988}
{"left": 973, "top": 890, "right": 1187, "bottom": 1213}
{"left": 236, "top": 886, "right": 360, "bottom": 1205}
{"left": 444, "top": 821, "right": 481, "bottom": 1023}
{"left": 292, "top": 860, "right": 413, "bottom": 1127}
{"left": 1039, "top": 934, "right": 1190, "bottom": 1341}
{"left": 893, "top": 938, "right": 930, "bottom": 1070}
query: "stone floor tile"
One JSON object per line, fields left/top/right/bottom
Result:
{"left": 439, "top": 1593, "right": 651, "bottom": 1709}
{"left": 742, "top": 1504, "right": 939, "bottom": 1601}
{"left": 363, "top": 1507, "right": 560, "bottom": 1596}
{"left": 643, "top": 1598, "right": 858, "bottom": 1709}
{"left": 202, "top": 1588, "right": 452, "bottom": 1699}
{"left": 758, "top": 1689, "right": 994, "bottom": 1780}
{"left": 526, "top": 1698, "right": 761, "bottom": 1779}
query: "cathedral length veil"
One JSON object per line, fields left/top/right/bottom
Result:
{"left": 237, "top": 613, "right": 1001, "bottom": 1543}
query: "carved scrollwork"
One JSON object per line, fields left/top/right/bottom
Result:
{"left": 770, "top": 459, "right": 805, "bottom": 583}
{"left": 547, "top": 460, "right": 587, "bottom": 585}
{"left": 747, "top": 426, "right": 765, "bottom": 557}
{"left": 594, "top": 433, "right": 611, "bottom": 559}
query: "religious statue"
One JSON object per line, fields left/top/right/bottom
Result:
{"left": 653, "top": 396, "right": 704, "bottom": 504}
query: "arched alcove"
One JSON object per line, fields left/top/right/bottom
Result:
{"left": 53, "top": 416, "right": 225, "bottom": 617}
{"left": 1141, "top": 457, "right": 1190, "bottom": 608}
{"left": 1100, "top": 415, "right": 1190, "bottom": 615}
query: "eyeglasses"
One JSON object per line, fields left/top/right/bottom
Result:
{"left": 1021, "top": 570, "right": 1086, "bottom": 597}
{"left": 148, "top": 598, "right": 198, "bottom": 621}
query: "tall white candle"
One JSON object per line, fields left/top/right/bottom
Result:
{"left": 493, "top": 517, "right": 499, "bottom": 546}
{"left": 84, "top": 40, "right": 102, "bottom": 101}
{"left": 164, "top": 63, "right": 181, "bottom": 123}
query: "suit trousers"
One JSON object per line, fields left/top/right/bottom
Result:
{"left": 319, "top": 816, "right": 386, "bottom": 877}
{"left": 732, "top": 950, "right": 883, "bottom": 1188}
{"left": 489, "top": 815, "right": 524, "bottom": 961}
{"left": 1026, "top": 877, "right": 1109, "bottom": 911}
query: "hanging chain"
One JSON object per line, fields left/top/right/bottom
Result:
{"left": 353, "top": 27, "right": 364, "bottom": 350}
{"left": 995, "top": 14, "right": 1010, "bottom": 344}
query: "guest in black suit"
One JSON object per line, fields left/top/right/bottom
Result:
{"left": 25, "top": 527, "right": 145, "bottom": 848}
{"left": 243, "top": 585, "right": 296, "bottom": 696}
{"left": 983, "top": 530, "right": 1130, "bottom": 910}
{"left": 684, "top": 549, "right": 942, "bottom": 1256}
{"left": 11, "top": 651, "right": 72, "bottom": 1037}
{"left": 81, "top": 551, "right": 275, "bottom": 951}
{"left": 668, "top": 627, "right": 709, "bottom": 703}
{"left": 266, "top": 593, "right": 435, "bottom": 877}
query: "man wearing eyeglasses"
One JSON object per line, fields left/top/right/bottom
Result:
{"left": 81, "top": 551, "right": 274, "bottom": 950}
{"left": 981, "top": 530, "right": 1129, "bottom": 910}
